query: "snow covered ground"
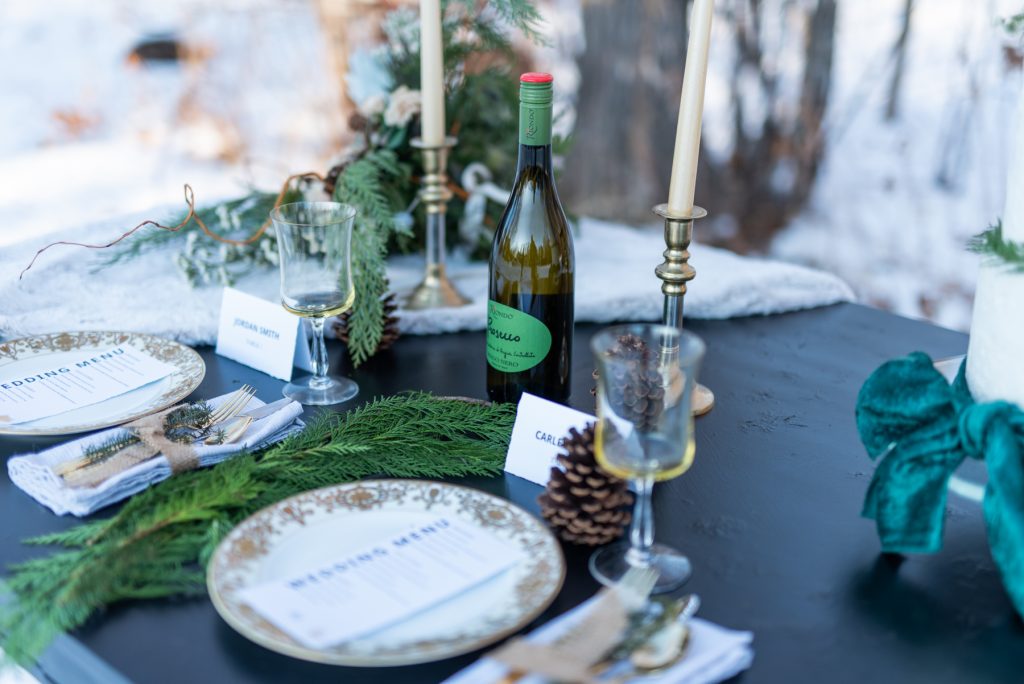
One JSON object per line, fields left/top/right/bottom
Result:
{"left": 770, "top": 0, "right": 1021, "bottom": 330}
{"left": 1, "top": 0, "right": 1018, "bottom": 331}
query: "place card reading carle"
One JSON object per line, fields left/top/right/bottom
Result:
{"left": 504, "top": 392, "right": 596, "bottom": 486}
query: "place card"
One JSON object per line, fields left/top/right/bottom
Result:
{"left": 0, "top": 346, "right": 176, "bottom": 425}
{"left": 238, "top": 517, "right": 521, "bottom": 649}
{"left": 504, "top": 393, "right": 596, "bottom": 486}
{"left": 215, "top": 287, "right": 313, "bottom": 381}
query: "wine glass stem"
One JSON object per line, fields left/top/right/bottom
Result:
{"left": 626, "top": 472, "right": 656, "bottom": 568}
{"left": 309, "top": 317, "right": 331, "bottom": 389}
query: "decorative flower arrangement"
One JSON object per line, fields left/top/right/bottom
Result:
{"left": 105, "top": 0, "right": 554, "bottom": 366}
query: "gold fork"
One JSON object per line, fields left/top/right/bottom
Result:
{"left": 201, "top": 385, "right": 257, "bottom": 429}
{"left": 205, "top": 415, "right": 253, "bottom": 445}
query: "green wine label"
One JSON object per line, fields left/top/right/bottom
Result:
{"left": 486, "top": 300, "right": 552, "bottom": 373}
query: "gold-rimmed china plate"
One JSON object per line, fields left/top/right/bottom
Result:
{"left": 208, "top": 479, "right": 566, "bottom": 667}
{"left": 0, "top": 331, "right": 205, "bottom": 437}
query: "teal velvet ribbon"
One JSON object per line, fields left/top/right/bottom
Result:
{"left": 856, "top": 352, "right": 1024, "bottom": 616}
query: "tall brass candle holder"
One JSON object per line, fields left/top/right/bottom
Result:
{"left": 405, "top": 136, "right": 471, "bottom": 310}
{"left": 654, "top": 203, "right": 715, "bottom": 416}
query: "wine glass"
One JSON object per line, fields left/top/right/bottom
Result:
{"left": 589, "top": 324, "right": 706, "bottom": 593}
{"left": 271, "top": 201, "right": 359, "bottom": 405}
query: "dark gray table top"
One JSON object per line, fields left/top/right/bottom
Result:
{"left": 2, "top": 303, "right": 1020, "bottom": 683}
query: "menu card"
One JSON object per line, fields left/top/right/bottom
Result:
{"left": 0, "top": 346, "right": 176, "bottom": 425}
{"left": 238, "top": 517, "right": 522, "bottom": 649}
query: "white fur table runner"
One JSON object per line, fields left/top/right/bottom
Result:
{"left": 0, "top": 209, "right": 853, "bottom": 344}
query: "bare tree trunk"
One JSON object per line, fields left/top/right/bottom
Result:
{"left": 886, "top": 0, "right": 914, "bottom": 121}
{"left": 565, "top": 0, "right": 839, "bottom": 251}
{"left": 701, "top": 0, "right": 838, "bottom": 249}
{"left": 561, "top": 0, "right": 687, "bottom": 222}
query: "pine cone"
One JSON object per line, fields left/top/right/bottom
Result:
{"left": 538, "top": 424, "right": 633, "bottom": 546}
{"left": 332, "top": 291, "right": 401, "bottom": 353}
{"left": 592, "top": 334, "right": 665, "bottom": 431}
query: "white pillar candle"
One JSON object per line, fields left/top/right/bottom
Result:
{"left": 419, "top": 0, "right": 446, "bottom": 146}
{"left": 667, "top": 0, "right": 715, "bottom": 215}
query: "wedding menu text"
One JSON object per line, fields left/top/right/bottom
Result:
{"left": 0, "top": 346, "right": 176, "bottom": 425}
{"left": 238, "top": 517, "right": 521, "bottom": 649}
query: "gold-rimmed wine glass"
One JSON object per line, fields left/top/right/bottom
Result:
{"left": 589, "top": 324, "right": 706, "bottom": 593}
{"left": 271, "top": 201, "right": 358, "bottom": 406}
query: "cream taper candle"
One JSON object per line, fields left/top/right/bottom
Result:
{"left": 419, "top": 0, "right": 446, "bottom": 146}
{"left": 667, "top": 0, "right": 715, "bottom": 215}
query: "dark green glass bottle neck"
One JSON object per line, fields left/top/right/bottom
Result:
{"left": 515, "top": 144, "right": 554, "bottom": 177}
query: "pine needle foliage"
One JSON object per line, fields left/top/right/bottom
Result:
{"left": 333, "top": 148, "right": 412, "bottom": 365}
{"left": 968, "top": 221, "right": 1024, "bottom": 271}
{"left": 0, "top": 394, "right": 516, "bottom": 667}
{"left": 469, "top": 0, "right": 547, "bottom": 45}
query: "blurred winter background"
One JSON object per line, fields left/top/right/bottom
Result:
{"left": 1, "top": 0, "right": 1021, "bottom": 331}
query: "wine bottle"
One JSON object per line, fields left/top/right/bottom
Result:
{"left": 486, "top": 73, "right": 575, "bottom": 404}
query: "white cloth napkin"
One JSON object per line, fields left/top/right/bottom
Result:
{"left": 444, "top": 595, "right": 754, "bottom": 684}
{"left": 7, "top": 394, "right": 304, "bottom": 516}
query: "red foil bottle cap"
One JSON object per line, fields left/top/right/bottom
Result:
{"left": 520, "top": 72, "right": 554, "bottom": 84}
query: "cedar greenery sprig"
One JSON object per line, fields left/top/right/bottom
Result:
{"left": 333, "top": 149, "right": 412, "bottom": 365}
{"left": 967, "top": 221, "right": 1024, "bottom": 271}
{"left": 0, "top": 393, "right": 516, "bottom": 667}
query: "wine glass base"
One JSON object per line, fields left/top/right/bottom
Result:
{"left": 589, "top": 542, "right": 692, "bottom": 594}
{"left": 283, "top": 375, "right": 359, "bottom": 406}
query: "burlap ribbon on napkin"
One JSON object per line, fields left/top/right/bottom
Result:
{"left": 487, "top": 590, "right": 628, "bottom": 683}
{"left": 62, "top": 405, "right": 200, "bottom": 489}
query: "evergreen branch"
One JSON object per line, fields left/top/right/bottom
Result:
{"left": 23, "top": 521, "right": 110, "bottom": 548}
{"left": 0, "top": 395, "right": 515, "bottom": 666}
{"left": 73, "top": 433, "right": 143, "bottom": 471}
{"left": 333, "top": 149, "right": 408, "bottom": 366}
{"left": 447, "top": 0, "right": 547, "bottom": 46}
{"left": 968, "top": 221, "right": 1024, "bottom": 271}
{"left": 484, "top": 0, "right": 549, "bottom": 45}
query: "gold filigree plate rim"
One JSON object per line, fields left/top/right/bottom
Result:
{"left": 0, "top": 331, "right": 205, "bottom": 436}
{"left": 207, "top": 479, "right": 567, "bottom": 667}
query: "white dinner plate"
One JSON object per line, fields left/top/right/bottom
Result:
{"left": 208, "top": 479, "right": 566, "bottom": 666}
{"left": 0, "top": 331, "right": 205, "bottom": 437}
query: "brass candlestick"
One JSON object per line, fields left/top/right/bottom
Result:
{"left": 654, "top": 203, "right": 715, "bottom": 416}
{"left": 405, "top": 136, "right": 471, "bottom": 310}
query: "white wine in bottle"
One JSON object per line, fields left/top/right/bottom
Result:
{"left": 486, "top": 73, "right": 575, "bottom": 404}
